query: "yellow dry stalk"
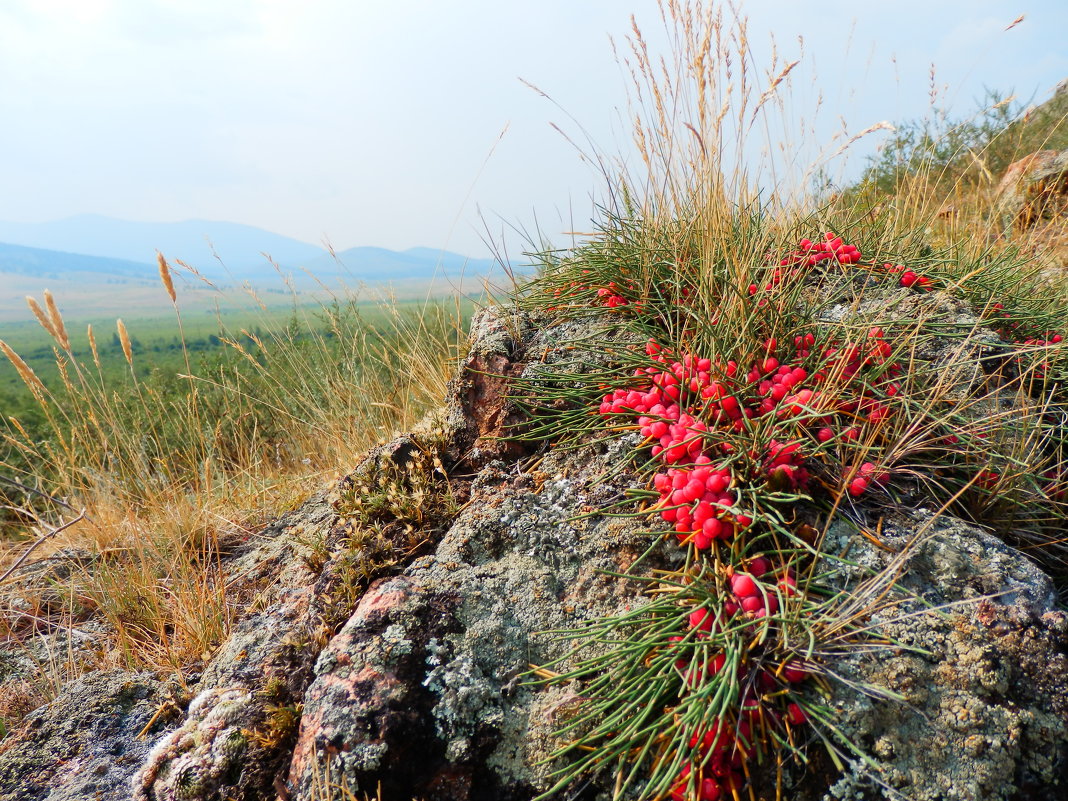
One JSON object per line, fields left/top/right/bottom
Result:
{"left": 157, "top": 251, "right": 177, "bottom": 303}
{"left": 117, "top": 319, "right": 133, "bottom": 366}
{"left": 87, "top": 324, "right": 101, "bottom": 369}
{"left": 54, "top": 349, "right": 74, "bottom": 396}
{"left": 7, "top": 416, "right": 30, "bottom": 439}
{"left": 43, "top": 289, "right": 71, "bottom": 351}
{"left": 0, "top": 339, "right": 45, "bottom": 395}
{"left": 26, "top": 296, "right": 59, "bottom": 342}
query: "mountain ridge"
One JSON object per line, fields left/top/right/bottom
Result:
{"left": 0, "top": 216, "right": 500, "bottom": 286}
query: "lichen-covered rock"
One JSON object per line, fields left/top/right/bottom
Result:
{"left": 287, "top": 442, "right": 663, "bottom": 799}
{"left": 0, "top": 670, "right": 177, "bottom": 801}
{"left": 814, "top": 514, "right": 1068, "bottom": 801}
{"left": 4, "top": 302, "right": 1067, "bottom": 801}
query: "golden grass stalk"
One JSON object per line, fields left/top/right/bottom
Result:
{"left": 43, "top": 289, "right": 71, "bottom": 352}
{"left": 157, "top": 251, "right": 177, "bottom": 303}
{"left": 87, "top": 324, "right": 101, "bottom": 369}
{"left": 116, "top": 319, "right": 133, "bottom": 367}
{"left": 26, "top": 296, "right": 59, "bottom": 341}
{"left": 0, "top": 339, "right": 46, "bottom": 395}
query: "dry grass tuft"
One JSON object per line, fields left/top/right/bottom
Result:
{"left": 0, "top": 278, "right": 468, "bottom": 693}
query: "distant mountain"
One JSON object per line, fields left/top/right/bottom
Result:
{"left": 0, "top": 215, "right": 327, "bottom": 278}
{"left": 0, "top": 241, "right": 156, "bottom": 281}
{"left": 0, "top": 216, "right": 510, "bottom": 293}
{"left": 304, "top": 246, "right": 500, "bottom": 280}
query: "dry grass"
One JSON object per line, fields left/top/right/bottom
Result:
{"left": 0, "top": 278, "right": 468, "bottom": 683}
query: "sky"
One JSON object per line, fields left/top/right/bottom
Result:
{"left": 0, "top": 0, "right": 1064, "bottom": 259}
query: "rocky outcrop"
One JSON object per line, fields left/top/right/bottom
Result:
{"left": 819, "top": 514, "right": 1068, "bottom": 801}
{"left": 0, "top": 670, "right": 177, "bottom": 801}
{"left": 1, "top": 301, "right": 1066, "bottom": 801}
{"left": 994, "top": 149, "right": 1068, "bottom": 231}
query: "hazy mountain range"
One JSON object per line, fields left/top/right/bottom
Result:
{"left": 0, "top": 215, "right": 502, "bottom": 287}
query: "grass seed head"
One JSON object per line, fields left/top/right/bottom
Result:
{"left": 43, "top": 289, "right": 71, "bottom": 352}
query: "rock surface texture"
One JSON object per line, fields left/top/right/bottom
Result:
{"left": 994, "top": 148, "right": 1068, "bottom": 231}
{"left": 0, "top": 305, "right": 1066, "bottom": 801}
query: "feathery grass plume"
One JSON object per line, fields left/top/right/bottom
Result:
{"left": 43, "top": 289, "right": 70, "bottom": 352}
{"left": 157, "top": 251, "right": 177, "bottom": 303}
{"left": 54, "top": 349, "right": 75, "bottom": 397}
{"left": 116, "top": 319, "right": 133, "bottom": 367}
{"left": 87, "top": 324, "right": 101, "bottom": 370}
{"left": 0, "top": 339, "right": 46, "bottom": 396}
{"left": 26, "top": 296, "right": 59, "bottom": 341}
{"left": 174, "top": 257, "right": 218, "bottom": 289}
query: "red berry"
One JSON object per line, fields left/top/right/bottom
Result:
{"left": 741, "top": 595, "right": 763, "bottom": 613}
{"left": 786, "top": 702, "right": 807, "bottom": 725}
{"left": 748, "top": 556, "right": 771, "bottom": 577}
{"left": 689, "top": 608, "right": 713, "bottom": 631}
{"left": 731, "top": 574, "right": 759, "bottom": 597}
{"left": 707, "top": 653, "right": 727, "bottom": 675}
{"left": 700, "top": 778, "right": 722, "bottom": 801}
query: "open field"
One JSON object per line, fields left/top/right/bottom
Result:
{"left": 0, "top": 268, "right": 507, "bottom": 324}
{"left": 0, "top": 296, "right": 459, "bottom": 397}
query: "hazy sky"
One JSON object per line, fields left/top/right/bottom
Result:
{"left": 0, "top": 0, "right": 1064, "bottom": 258}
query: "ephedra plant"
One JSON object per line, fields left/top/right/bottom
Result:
{"left": 510, "top": 3, "right": 1068, "bottom": 799}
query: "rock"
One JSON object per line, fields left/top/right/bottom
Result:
{"left": 993, "top": 149, "right": 1068, "bottom": 231}
{"left": 285, "top": 321, "right": 666, "bottom": 799}
{"left": 812, "top": 514, "right": 1068, "bottom": 801}
{"left": 0, "top": 670, "right": 177, "bottom": 801}
{"left": 3, "top": 298, "right": 1067, "bottom": 801}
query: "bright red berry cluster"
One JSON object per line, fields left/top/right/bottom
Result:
{"left": 781, "top": 233, "right": 862, "bottom": 267}
{"left": 669, "top": 722, "right": 747, "bottom": 800}
{"left": 548, "top": 274, "right": 639, "bottom": 310}
{"left": 598, "top": 320, "right": 903, "bottom": 524}
{"left": 666, "top": 553, "right": 811, "bottom": 797}
{"left": 590, "top": 234, "right": 922, "bottom": 800}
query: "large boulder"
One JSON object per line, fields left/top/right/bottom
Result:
{"left": 2, "top": 300, "right": 1066, "bottom": 801}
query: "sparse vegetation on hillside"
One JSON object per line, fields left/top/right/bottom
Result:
{"left": 0, "top": 273, "right": 469, "bottom": 691}
{"left": 1, "top": 2, "right": 1066, "bottom": 798}
{"left": 853, "top": 86, "right": 1068, "bottom": 198}
{"left": 496, "top": 4, "right": 1068, "bottom": 800}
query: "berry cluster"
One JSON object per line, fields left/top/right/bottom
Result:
{"left": 591, "top": 234, "right": 926, "bottom": 799}
{"left": 598, "top": 320, "right": 904, "bottom": 525}
{"left": 898, "top": 269, "right": 935, "bottom": 290}
{"left": 669, "top": 723, "right": 747, "bottom": 800}
{"left": 653, "top": 462, "right": 747, "bottom": 548}
{"left": 781, "top": 233, "right": 862, "bottom": 267}
{"left": 666, "top": 554, "right": 811, "bottom": 797}
{"left": 747, "top": 234, "right": 861, "bottom": 303}
{"left": 548, "top": 274, "right": 638, "bottom": 310}
{"left": 879, "top": 262, "right": 935, "bottom": 290}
